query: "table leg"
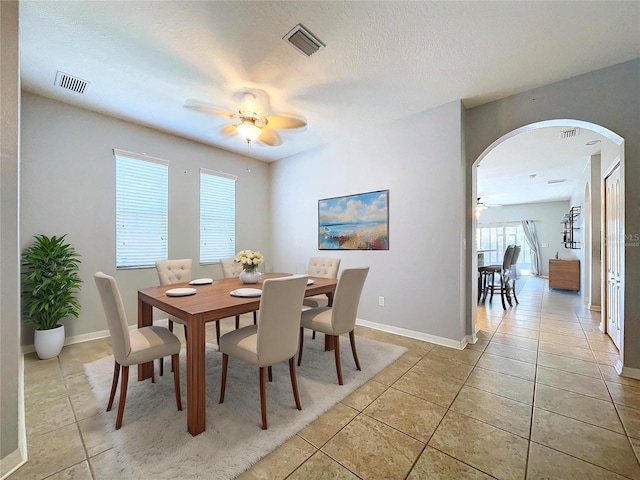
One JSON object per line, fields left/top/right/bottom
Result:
{"left": 137, "top": 299, "right": 154, "bottom": 381}
{"left": 186, "top": 316, "right": 206, "bottom": 436}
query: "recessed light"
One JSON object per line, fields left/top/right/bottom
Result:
{"left": 586, "top": 140, "right": 601, "bottom": 146}
{"left": 529, "top": 174, "right": 537, "bottom": 179}
{"left": 547, "top": 179, "right": 566, "bottom": 184}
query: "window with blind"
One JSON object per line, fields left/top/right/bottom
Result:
{"left": 200, "top": 169, "right": 236, "bottom": 264}
{"left": 477, "top": 223, "right": 531, "bottom": 273}
{"left": 114, "top": 149, "right": 169, "bottom": 268}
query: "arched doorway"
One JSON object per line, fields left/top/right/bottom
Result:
{"left": 470, "top": 119, "right": 623, "bottom": 364}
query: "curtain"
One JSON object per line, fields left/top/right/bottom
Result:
{"left": 521, "top": 220, "right": 542, "bottom": 276}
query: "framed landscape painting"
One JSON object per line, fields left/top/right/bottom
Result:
{"left": 318, "top": 190, "right": 389, "bottom": 250}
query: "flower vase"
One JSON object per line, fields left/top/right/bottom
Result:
{"left": 239, "top": 269, "right": 261, "bottom": 284}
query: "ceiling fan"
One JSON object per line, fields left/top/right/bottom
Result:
{"left": 476, "top": 197, "right": 503, "bottom": 210}
{"left": 183, "top": 89, "right": 307, "bottom": 147}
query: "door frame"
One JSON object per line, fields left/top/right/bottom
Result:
{"left": 602, "top": 158, "right": 625, "bottom": 371}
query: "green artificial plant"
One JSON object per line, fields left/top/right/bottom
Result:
{"left": 22, "top": 234, "right": 82, "bottom": 330}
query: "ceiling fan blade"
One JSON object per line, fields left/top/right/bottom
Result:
{"left": 220, "top": 123, "right": 238, "bottom": 138}
{"left": 265, "top": 113, "right": 307, "bottom": 130}
{"left": 256, "top": 128, "right": 282, "bottom": 147}
{"left": 184, "top": 98, "right": 235, "bottom": 117}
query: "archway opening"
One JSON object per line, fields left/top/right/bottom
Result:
{"left": 470, "top": 119, "right": 623, "bottom": 346}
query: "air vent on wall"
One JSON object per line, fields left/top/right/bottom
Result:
{"left": 283, "top": 24, "right": 325, "bottom": 57}
{"left": 547, "top": 179, "right": 567, "bottom": 184}
{"left": 559, "top": 128, "right": 580, "bottom": 139}
{"left": 55, "top": 71, "right": 90, "bottom": 94}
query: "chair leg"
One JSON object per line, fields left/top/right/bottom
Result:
{"left": 288, "top": 357, "right": 302, "bottom": 411}
{"left": 219, "top": 353, "right": 228, "bottom": 403}
{"left": 115, "top": 365, "right": 129, "bottom": 430}
{"left": 312, "top": 331, "right": 316, "bottom": 339}
{"left": 333, "top": 335, "right": 343, "bottom": 385}
{"left": 253, "top": 311, "right": 257, "bottom": 325}
{"left": 107, "top": 360, "right": 120, "bottom": 412}
{"left": 183, "top": 324, "right": 188, "bottom": 341}
{"left": 268, "top": 365, "right": 273, "bottom": 382}
{"left": 512, "top": 279, "right": 519, "bottom": 304}
{"left": 172, "top": 354, "right": 182, "bottom": 411}
{"left": 489, "top": 273, "right": 502, "bottom": 303}
{"left": 165, "top": 324, "right": 173, "bottom": 374}
{"left": 500, "top": 275, "right": 507, "bottom": 310}
{"left": 297, "top": 327, "right": 304, "bottom": 366}
{"left": 235, "top": 315, "right": 240, "bottom": 329}
{"left": 216, "top": 322, "right": 221, "bottom": 346}
{"left": 259, "top": 366, "right": 268, "bottom": 430}
{"left": 349, "top": 330, "right": 361, "bottom": 371}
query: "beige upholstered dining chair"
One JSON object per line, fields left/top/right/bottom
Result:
{"left": 218, "top": 275, "right": 309, "bottom": 429}
{"left": 298, "top": 267, "right": 369, "bottom": 385}
{"left": 220, "top": 256, "right": 244, "bottom": 278}
{"left": 94, "top": 272, "right": 182, "bottom": 430}
{"left": 155, "top": 258, "right": 192, "bottom": 335}
{"left": 218, "top": 257, "right": 257, "bottom": 344}
{"left": 303, "top": 257, "right": 341, "bottom": 308}
{"left": 155, "top": 259, "right": 191, "bottom": 375}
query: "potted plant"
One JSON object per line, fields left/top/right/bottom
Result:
{"left": 22, "top": 234, "right": 82, "bottom": 359}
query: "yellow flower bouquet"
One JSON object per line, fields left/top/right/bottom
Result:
{"left": 234, "top": 250, "right": 264, "bottom": 272}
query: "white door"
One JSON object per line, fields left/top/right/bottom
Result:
{"left": 605, "top": 163, "right": 622, "bottom": 349}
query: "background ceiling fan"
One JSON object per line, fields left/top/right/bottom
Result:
{"left": 184, "top": 89, "right": 307, "bottom": 147}
{"left": 476, "top": 197, "right": 503, "bottom": 210}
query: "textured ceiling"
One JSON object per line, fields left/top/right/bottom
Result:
{"left": 18, "top": 1, "right": 640, "bottom": 203}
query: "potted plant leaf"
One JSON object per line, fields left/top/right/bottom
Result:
{"left": 22, "top": 234, "right": 82, "bottom": 359}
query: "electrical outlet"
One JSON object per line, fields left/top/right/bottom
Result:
{"left": 378, "top": 296, "right": 385, "bottom": 306}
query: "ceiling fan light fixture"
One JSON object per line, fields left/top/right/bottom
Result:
{"left": 236, "top": 120, "right": 262, "bottom": 143}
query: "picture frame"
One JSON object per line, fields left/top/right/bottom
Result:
{"left": 318, "top": 190, "right": 389, "bottom": 250}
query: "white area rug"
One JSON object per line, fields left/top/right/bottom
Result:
{"left": 84, "top": 331, "right": 406, "bottom": 479}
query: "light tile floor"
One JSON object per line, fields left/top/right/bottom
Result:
{"left": 9, "top": 276, "right": 640, "bottom": 479}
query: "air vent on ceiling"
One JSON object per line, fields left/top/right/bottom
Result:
{"left": 547, "top": 179, "right": 567, "bottom": 184}
{"left": 559, "top": 128, "right": 580, "bottom": 139}
{"left": 55, "top": 71, "right": 90, "bottom": 94}
{"left": 283, "top": 24, "right": 325, "bottom": 57}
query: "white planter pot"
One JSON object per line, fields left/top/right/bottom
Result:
{"left": 34, "top": 324, "right": 65, "bottom": 359}
{"left": 239, "top": 270, "right": 262, "bottom": 284}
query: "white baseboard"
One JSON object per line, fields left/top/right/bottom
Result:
{"left": 1, "top": 354, "right": 27, "bottom": 479}
{"left": 616, "top": 360, "right": 640, "bottom": 380}
{"left": 589, "top": 305, "right": 601, "bottom": 312}
{"left": 0, "top": 448, "right": 26, "bottom": 480}
{"left": 21, "top": 326, "right": 133, "bottom": 355}
{"left": 356, "top": 318, "right": 468, "bottom": 350}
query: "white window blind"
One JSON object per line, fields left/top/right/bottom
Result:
{"left": 114, "top": 149, "right": 169, "bottom": 268}
{"left": 200, "top": 168, "right": 236, "bottom": 264}
{"left": 477, "top": 222, "right": 531, "bottom": 271}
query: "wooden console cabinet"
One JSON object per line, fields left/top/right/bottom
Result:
{"left": 549, "top": 259, "right": 580, "bottom": 291}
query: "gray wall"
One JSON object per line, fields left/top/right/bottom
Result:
{"left": 270, "top": 101, "right": 468, "bottom": 346}
{"left": 1, "top": 0, "right": 22, "bottom": 469}
{"left": 477, "top": 200, "right": 572, "bottom": 277}
{"left": 465, "top": 58, "right": 640, "bottom": 370}
{"left": 20, "top": 93, "right": 272, "bottom": 344}
{"left": 569, "top": 154, "right": 603, "bottom": 308}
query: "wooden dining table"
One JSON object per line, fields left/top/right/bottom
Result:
{"left": 137, "top": 273, "right": 337, "bottom": 436}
